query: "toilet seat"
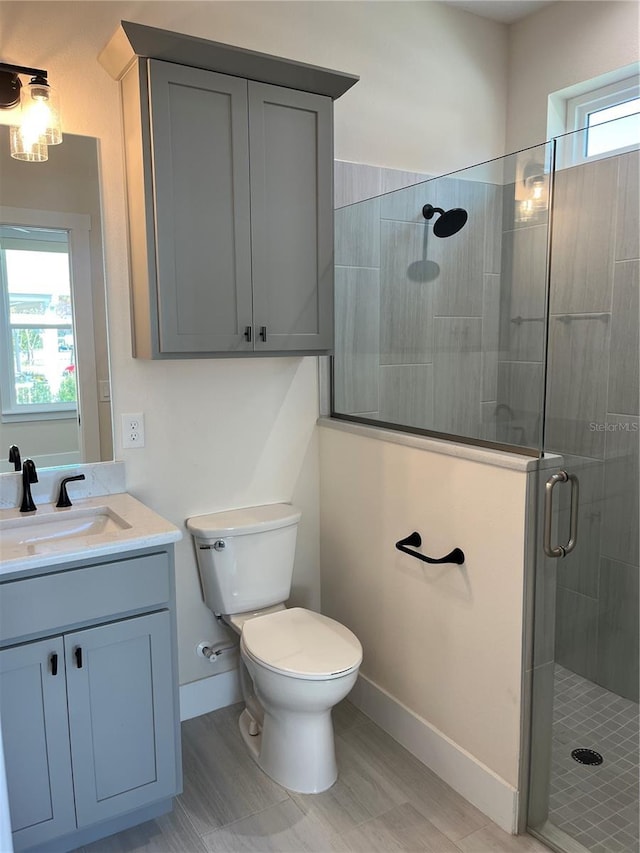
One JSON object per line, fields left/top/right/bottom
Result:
{"left": 240, "top": 607, "right": 362, "bottom": 681}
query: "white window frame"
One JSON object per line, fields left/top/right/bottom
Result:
{"left": 564, "top": 75, "right": 640, "bottom": 166}
{"left": 0, "top": 209, "right": 95, "bottom": 433}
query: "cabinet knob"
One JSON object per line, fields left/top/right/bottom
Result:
{"left": 50, "top": 653, "right": 58, "bottom": 676}
{"left": 75, "top": 647, "right": 83, "bottom": 669}
{"left": 259, "top": 326, "right": 267, "bottom": 342}
{"left": 244, "top": 326, "right": 252, "bottom": 342}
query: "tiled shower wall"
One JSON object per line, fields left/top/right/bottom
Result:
{"left": 334, "top": 161, "right": 503, "bottom": 440}
{"left": 547, "top": 152, "right": 639, "bottom": 702}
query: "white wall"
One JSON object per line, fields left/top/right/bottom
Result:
{"left": 506, "top": 1, "right": 640, "bottom": 151}
{"left": 319, "top": 424, "right": 531, "bottom": 828}
{"left": 0, "top": 0, "right": 509, "bottom": 687}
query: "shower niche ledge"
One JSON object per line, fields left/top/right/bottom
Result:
{"left": 100, "top": 21, "right": 358, "bottom": 359}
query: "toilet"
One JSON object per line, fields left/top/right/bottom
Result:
{"left": 186, "top": 503, "right": 362, "bottom": 794}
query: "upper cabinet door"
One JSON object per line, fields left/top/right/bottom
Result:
{"left": 248, "top": 83, "right": 334, "bottom": 352}
{"left": 148, "top": 60, "right": 253, "bottom": 353}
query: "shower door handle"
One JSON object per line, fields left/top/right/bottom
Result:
{"left": 543, "top": 470, "right": 579, "bottom": 558}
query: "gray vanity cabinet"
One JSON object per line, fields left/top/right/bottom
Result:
{"left": 0, "top": 547, "right": 181, "bottom": 852}
{"left": 131, "top": 58, "right": 333, "bottom": 357}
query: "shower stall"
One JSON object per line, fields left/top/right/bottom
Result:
{"left": 332, "top": 117, "right": 639, "bottom": 853}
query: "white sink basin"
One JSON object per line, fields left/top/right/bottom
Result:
{"left": 0, "top": 506, "right": 131, "bottom": 548}
{"left": 0, "top": 492, "right": 182, "bottom": 578}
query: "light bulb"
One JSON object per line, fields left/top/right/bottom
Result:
{"left": 10, "top": 124, "right": 48, "bottom": 162}
{"left": 20, "top": 76, "right": 62, "bottom": 146}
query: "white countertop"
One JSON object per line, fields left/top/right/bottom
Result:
{"left": 0, "top": 492, "right": 182, "bottom": 580}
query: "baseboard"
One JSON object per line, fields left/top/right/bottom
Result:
{"left": 179, "top": 668, "right": 242, "bottom": 721}
{"left": 349, "top": 673, "right": 519, "bottom": 834}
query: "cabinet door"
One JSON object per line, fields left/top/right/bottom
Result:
{"left": 148, "top": 60, "right": 253, "bottom": 353}
{"left": 0, "top": 637, "right": 76, "bottom": 850}
{"left": 249, "top": 82, "right": 334, "bottom": 352}
{"left": 64, "top": 611, "right": 178, "bottom": 826}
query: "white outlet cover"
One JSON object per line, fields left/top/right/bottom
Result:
{"left": 122, "top": 413, "right": 145, "bottom": 449}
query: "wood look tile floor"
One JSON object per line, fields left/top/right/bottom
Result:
{"left": 82, "top": 702, "right": 551, "bottom": 853}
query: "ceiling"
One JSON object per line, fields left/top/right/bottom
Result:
{"left": 440, "top": 1, "right": 555, "bottom": 23}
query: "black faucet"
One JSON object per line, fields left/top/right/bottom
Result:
{"left": 8, "top": 445, "right": 21, "bottom": 471}
{"left": 56, "top": 474, "right": 86, "bottom": 508}
{"left": 20, "top": 459, "right": 38, "bottom": 513}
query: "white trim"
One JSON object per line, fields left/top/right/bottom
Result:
{"left": 179, "top": 668, "right": 242, "bottom": 721}
{"left": 349, "top": 673, "right": 519, "bottom": 834}
{"left": 318, "top": 416, "right": 562, "bottom": 472}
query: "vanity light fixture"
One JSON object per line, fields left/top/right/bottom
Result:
{"left": 0, "top": 62, "right": 62, "bottom": 162}
{"left": 518, "top": 161, "right": 547, "bottom": 222}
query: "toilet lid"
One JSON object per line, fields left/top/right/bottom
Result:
{"left": 241, "top": 607, "right": 362, "bottom": 680}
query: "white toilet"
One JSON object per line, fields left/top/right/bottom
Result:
{"left": 186, "top": 503, "right": 362, "bottom": 794}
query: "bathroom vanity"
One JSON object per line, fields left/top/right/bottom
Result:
{"left": 0, "top": 493, "right": 182, "bottom": 853}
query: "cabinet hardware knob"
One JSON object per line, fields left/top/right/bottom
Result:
{"left": 244, "top": 326, "right": 252, "bottom": 342}
{"left": 75, "top": 647, "right": 83, "bottom": 669}
{"left": 259, "top": 326, "right": 267, "bottom": 342}
{"left": 50, "top": 653, "right": 58, "bottom": 676}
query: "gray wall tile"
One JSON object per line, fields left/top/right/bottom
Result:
{"left": 545, "top": 313, "right": 610, "bottom": 458}
{"left": 433, "top": 317, "right": 482, "bottom": 436}
{"left": 608, "top": 260, "right": 639, "bottom": 416}
{"left": 430, "top": 223, "right": 485, "bottom": 318}
{"left": 380, "top": 168, "right": 431, "bottom": 196}
{"left": 496, "top": 361, "right": 544, "bottom": 449}
{"left": 498, "top": 225, "right": 547, "bottom": 363}
{"left": 379, "top": 364, "right": 433, "bottom": 430}
{"left": 335, "top": 197, "right": 381, "bottom": 268}
{"left": 333, "top": 266, "right": 380, "bottom": 415}
{"left": 596, "top": 557, "right": 639, "bottom": 701}
{"left": 615, "top": 150, "right": 640, "bottom": 261}
{"left": 602, "top": 415, "right": 640, "bottom": 567}
{"left": 379, "top": 220, "right": 433, "bottom": 364}
{"left": 550, "top": 158, "right": 618, "bottom": 314}
{"left": 380, "top": 181, "right": 432, "bottom": 224}
{"left": 334, "top": 161, "right": 382, "bottom": 208}
{"left": 484, "top": 184, "right": 503, "bottom": 274}
{"left": 482, "top": 275, "right": 500, "bottom": 402}
{"left": 555, "top": 586, "right": 598, "bottom": 681}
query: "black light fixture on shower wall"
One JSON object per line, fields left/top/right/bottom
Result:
{"left": 422, "top": 203, "right": 468, "bottom": 237}
{"left": 0, "top": 62, "right": 62, "bottom": 162}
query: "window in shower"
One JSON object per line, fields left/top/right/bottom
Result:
{"left": 332, "top": 142, "right": 552, "bottom": 455}
{"left": 566, "top": 75, "right": 640, "bottom": 163}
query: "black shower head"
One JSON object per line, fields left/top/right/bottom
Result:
{"left": 422, "top": 204, "right": 468, "bottom": 237}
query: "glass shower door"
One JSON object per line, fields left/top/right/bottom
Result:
{"left": 528, "top": 123, "right": 639, "bottom": 853}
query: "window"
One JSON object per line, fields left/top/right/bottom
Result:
{"left": 0, "top": 225, "right": 78, "bottom": 418}
{"left": 566, "top": 76, "right": 640, "bottom": 164}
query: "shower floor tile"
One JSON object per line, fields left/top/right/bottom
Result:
{"left": 549, "top": 665, "right": 640, "bottom": 853}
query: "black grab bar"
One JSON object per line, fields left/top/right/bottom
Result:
{"left": 395, "top": 532, "right": 465, "bottom": 565}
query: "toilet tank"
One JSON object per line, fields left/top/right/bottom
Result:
{"left": 186, "top": 503, "right": 302, "bottom": 616}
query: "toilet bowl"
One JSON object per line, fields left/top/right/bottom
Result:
{"left": 186, "top": 503, "right": 363, "bottom": 794}
{"left": 233, "top": 607, "right": 361, "bottom": 793}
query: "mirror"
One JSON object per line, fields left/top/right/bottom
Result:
{"left": 0, "top": 132, "right": 112, "bottom": 472}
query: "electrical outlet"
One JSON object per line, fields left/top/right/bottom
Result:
{"left": 121, "top": 413, "right": 145, "bottom": 449}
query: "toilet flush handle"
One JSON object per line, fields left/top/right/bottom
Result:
{"left": 198, "top": 539, "right": 226, "bottom": 551}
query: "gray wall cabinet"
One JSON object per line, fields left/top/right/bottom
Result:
{"left": 0, "top": 548, "right": 181, "bottom": 853}
{"left": 100, "top": 22, "right": 358, "bottom": 359}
